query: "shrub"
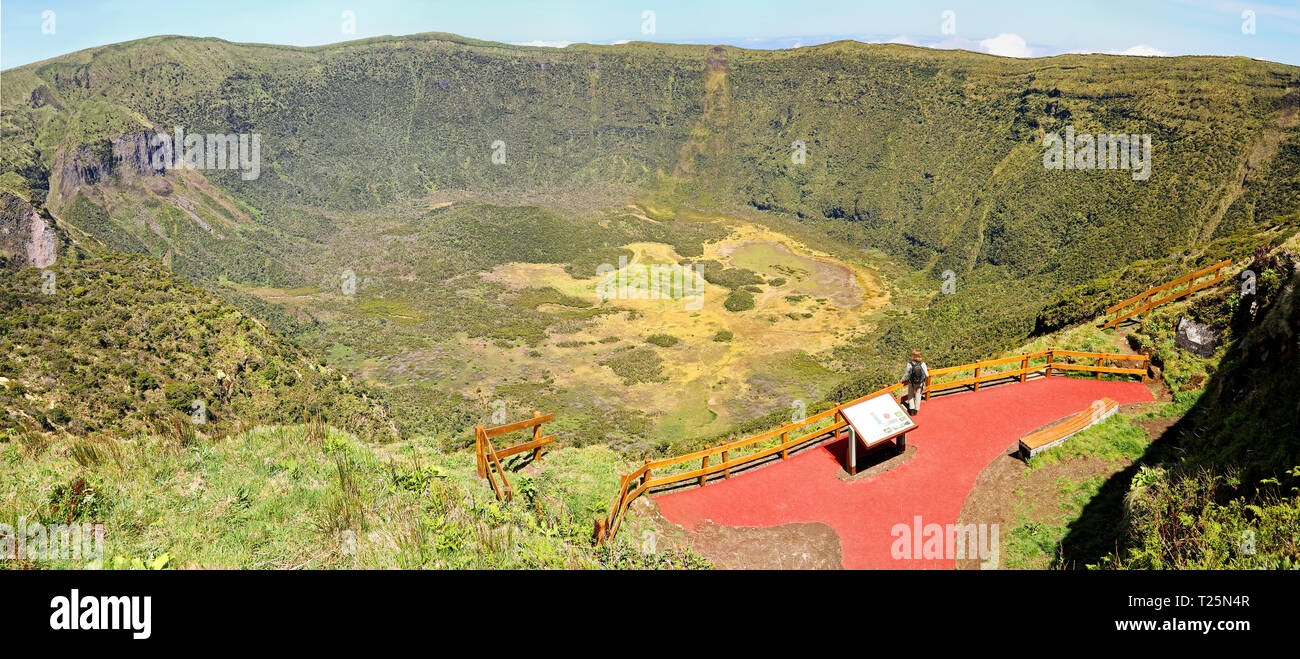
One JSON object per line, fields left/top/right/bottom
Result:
{"left": 724, "top": 290, "right": 755, "bottom": 312}
{"left": 600, "top": 348, "right": 667, "bottom": 385}
{"left": 163, "top": 382, "right": 202, "bottom": 412}
{"left": 645, "top": 334, "right": 679, "bottom": 347}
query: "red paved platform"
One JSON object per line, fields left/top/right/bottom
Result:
{"left": 653, "top": 376, "right": 1154, "bottom": 569}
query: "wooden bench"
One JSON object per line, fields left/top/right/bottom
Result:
{"left": 1018, "top": 398, "right": 1118, "bottom": 460}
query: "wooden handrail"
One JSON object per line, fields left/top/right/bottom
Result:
{"left": 483, "top": 413, "right": 555, "bottom": 438}
{"left": 1104, "top": 260, "right": 1231, "bottom": 328}
{"left": 1051, "top": 349, "right": 1147, "bottom": 359}
{"left": 475, "top": 411, "right": 555, "bottom": 500}
{"left": 594, "top": 348, "right": 1148, "bottom": 545}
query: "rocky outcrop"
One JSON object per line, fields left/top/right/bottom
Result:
{"left": 1175, "top": 316, "right": 1221, "bottom": 357}
{"left": 57, "top": 145, "right": 113, "bottom": 196}
{"left": 29, "top": 85, "right": 61, "bottom": 110}
{"left": 111, "top": 131, "right": 168, "bottom": 177}
{"left": 0, "top": 192, "right": 57, "bottom": 268}
{"left": 56, "top": 130, "right": 166, "bottom": 198}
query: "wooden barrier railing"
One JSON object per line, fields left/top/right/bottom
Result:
{"left": 593, "top": 349, "right": 1149, "bottom": 544}
{"left": 1103, "top": 260, "right": 1232, "bottom": 329}
{"left": 923, "top": 351, "right": 1051, "bottom": 400}
{"left": 475, "top": 412, "right": 555, "bottom": 502}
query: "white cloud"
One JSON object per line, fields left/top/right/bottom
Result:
{"left": 1116, "top": 44, "right": 1169, "bottom": 57}
{"left": 979, "top": 33, "right": 1034, "bottom": 58}
{"left": 512, "top": 40, "right": 572, "bottom": 48}
{"left": 883, "top": 35, "right": 920, "bottom": 46}
{"left": 1065, "top": 44, "right": 1171, "bottom": 57}
{"left": 608, "top": 39, "right": 630, "bottom": 45}
{"left": 836, "top": 34, "right": 1174, "bottom": 60}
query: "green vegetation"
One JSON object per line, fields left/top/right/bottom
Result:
{"left": 600, "top": 348, "right": 667, "bottom": 386}
{"left": 2, "top": 31, "right": 1299, "bottom": 569}
{"left": 723, "top": 289, "right": 756, "bottom": 312}
{"left": 0, "top": 424, "right": 708, "bottom": 569}
{"left": 0, "top": 254, "right": 397, "bottom": 441}
{"left": 1108, "top": 466, "right": 1300, "bottom": 569}
{"left": 991, "top": 234, "right": 1300, "bottom": 570}
{"left": 645, "top": 333, "right": 679, "bottom": 347}
{"left": 5, "top": 33, "right": 1299, "bottom": 446}
{"left": 1029, "top": 416, "right": 1151, "bottom": 468}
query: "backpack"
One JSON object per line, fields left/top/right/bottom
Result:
{"left": 907, "top": 362, "right": 926, "bottom": 387}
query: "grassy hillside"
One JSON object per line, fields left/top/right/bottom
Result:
{"left": 1094, "top": 239, "right": 1300, "bottom": 569}
{"left": 0, "top": 423, "right": 708, "bottom": 569}
{"left": 0, "top": 253, "right": 398, "bottom": 442}
{"left": 4, "top": 35, "right": 1298, "bottom": 282}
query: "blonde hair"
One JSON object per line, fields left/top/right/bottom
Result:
{"left": 911, "top": 349, "right": 923, "bottom": 363}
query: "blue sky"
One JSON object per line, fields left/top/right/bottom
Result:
{"left": 3, "top": 0, "right": 1299, "bottom": 70}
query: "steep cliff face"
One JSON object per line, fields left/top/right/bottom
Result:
{"left": 53, "top": 130, "right": 166, "bottom": 202}
{"left": 1183, "top": 247, "right": 1300, "bottom": 474}
{"left": 0, "top": 192, "right": 58, "bottom": 269}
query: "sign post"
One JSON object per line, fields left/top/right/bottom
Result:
{"left": 839, "top": 393, "right": 917, "bottom": 474}
{"left": 847, "top": 425, "right": 857, "bottom": 475}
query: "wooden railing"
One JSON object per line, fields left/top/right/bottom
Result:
{"left": 593, "top": 349, "right": 1149, "bottom": 544}
{"left": 475, "top": 412, "right": 555, "bottom": 502}
{"left": 923, "top": 351, "right": 1051, "bottom": 399}
{"left": 1103, "top": 260, "right": 1232, "bottom": 329}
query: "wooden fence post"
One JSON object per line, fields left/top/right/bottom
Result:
{"left": 781, "top": 431, "right": 789, "bottom": 460}
{"left": 700, "top": 447, "right": 711, "bottom": 487}
{"left": 642, "top": 458, "right": 651, "bottom": 488}
{"left": 1020, "top": 356, "right": 1029, "bottom": 383}
{"left": 973, "top": 365, "right": 982, "bottom": 392}
{"left": 606, "top": 475, "right": 628, "bottom": 539}
{"left": 531, "top": 411, "right": 544, "bottom": 462}
{"left": 475, "top": 425, "right": 487, "bottom": 478}
{"left": 1046, "top": 350, "right": 1054, "bottom": 377}
{"left": 722, "top": 446, "right": 731, "bottom": 478}
{"left": 924, "top": 375, "right": 932, "bottom": 401}
{"left": 1096, "top": 357, "right": 1104, "bottom": 380}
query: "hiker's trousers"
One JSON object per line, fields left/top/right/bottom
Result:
{"left": 905, "top": 383, "right": 922, "bottom": 413}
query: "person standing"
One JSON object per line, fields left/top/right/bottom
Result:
{"left": 900, "top": 349, "right": 929, "bottom": 415}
